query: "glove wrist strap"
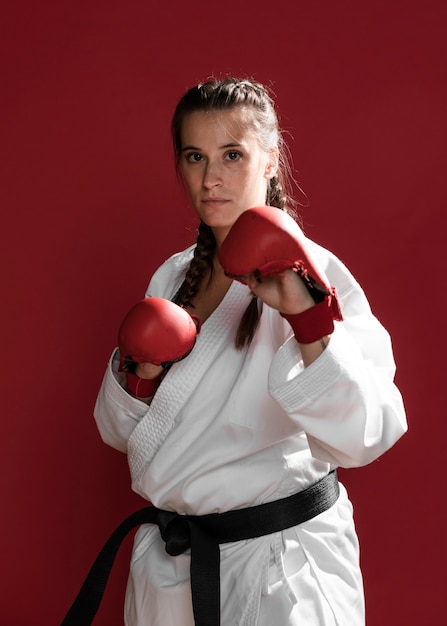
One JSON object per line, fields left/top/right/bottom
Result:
{"left": 281, "top": 299, "right": 335, "bottom": 344}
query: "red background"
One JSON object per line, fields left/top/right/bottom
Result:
{"left": 2, "top": 1, "right": 446, "bottom": 624}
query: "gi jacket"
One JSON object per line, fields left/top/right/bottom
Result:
{"left": 94, "top": 239, "right": 407, "bottom": 626}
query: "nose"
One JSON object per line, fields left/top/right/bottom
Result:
{"left": 203, "top": 160, "right": 222, "bottom": 189}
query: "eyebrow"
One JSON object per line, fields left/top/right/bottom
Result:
{"left": 180, "top": 142, "right": 243, "bottom": 153}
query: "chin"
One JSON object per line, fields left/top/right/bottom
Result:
{"left": 201, "top": 216, "right": 232, "bottom": 229}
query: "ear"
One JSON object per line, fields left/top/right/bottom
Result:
{"left": 264, "top": 147, "right": 279, "bottom": 179}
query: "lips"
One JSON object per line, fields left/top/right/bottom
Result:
{"left": 202, "top": 197, "right": 228, "bottom": 203}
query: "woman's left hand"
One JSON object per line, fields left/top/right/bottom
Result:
{"left": 244, "top": 269, "right": 315, "bottom": 314}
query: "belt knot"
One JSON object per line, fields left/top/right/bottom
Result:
{"left": 156, "top": 510, "right": 191, "bottom": 556}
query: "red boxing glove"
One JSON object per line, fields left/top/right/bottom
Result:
{"left": 218, "top": 206, "right": 343, "bottom": 342}
{"left": 118, "top": 297, "right": 200, "bottom": 371}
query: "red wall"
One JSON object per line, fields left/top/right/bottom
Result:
{"left": 2, "top": 2, "right": 446, "bottom": 624}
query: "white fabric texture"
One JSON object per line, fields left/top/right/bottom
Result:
{"left": 94, "top": 239, "right": 407, "bottom": 625}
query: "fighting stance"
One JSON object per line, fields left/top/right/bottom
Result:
{"left": 63, "top": 78, "right": 407, "bottom": 625}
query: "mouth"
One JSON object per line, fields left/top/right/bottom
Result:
{"left": 202, "top": 197, "right": 228, "bottom": 205}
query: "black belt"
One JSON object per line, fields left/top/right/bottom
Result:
{"left": 61, "top": 470, "right": 339, "bottom": 626}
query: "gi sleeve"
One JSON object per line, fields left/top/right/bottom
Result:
{"left": 93, "top": 349, "right": 151, "bottom": 452}
{"left": 268, "top": 247, "right": 407, "bottom": 468}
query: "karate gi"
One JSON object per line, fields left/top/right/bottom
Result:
{"left": 94, "top": 239, "right": 407, "bottom": 626}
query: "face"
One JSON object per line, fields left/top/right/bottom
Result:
{"left": 179, "top": 108, "right": 278, "bottom": 246}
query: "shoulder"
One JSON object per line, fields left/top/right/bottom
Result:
{"left": 144, "top": 245, "right": 195, "bottom": 299}
{"left": 305, "top": 238, "right": 375, "bottom": 319}
{"left": 306, "top": 238, "right": 363, "bottom": 298}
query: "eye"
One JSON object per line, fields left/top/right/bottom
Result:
{"left": 226, "top": 150, "right": 242, "bottom": 161}
{"left": 185, "top": 152, "right": 203, "bottom": 163}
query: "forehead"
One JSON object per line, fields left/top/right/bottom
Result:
{"left": 180, "top": 107, "right": 258, "bottom": 147}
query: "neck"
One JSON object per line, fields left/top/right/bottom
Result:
{"left": 211, "top": 226, "right": 230, "bottom": 249}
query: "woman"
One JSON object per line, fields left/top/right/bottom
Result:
{"left": 92, "top": 78, "right": 407, "bottom": 625}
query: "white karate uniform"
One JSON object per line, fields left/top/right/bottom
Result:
{"left": 94, "top": 239, "right": 407, "bottom": 625}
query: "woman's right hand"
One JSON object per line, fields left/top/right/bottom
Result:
{"left": 118, "top": 297, "right": 200, "bottom": 372}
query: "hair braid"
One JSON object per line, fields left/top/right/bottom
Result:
{"left": 173, "top": 221, "right": 216, "bottom": 309}
{"left": 267, "top": 176, "right": 286, "bottom": 211}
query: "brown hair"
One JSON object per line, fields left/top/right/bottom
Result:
{"left": 171, "top": 77, "right": 296, "bottom": 348}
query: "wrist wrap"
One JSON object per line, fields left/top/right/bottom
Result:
{"left": 125, "top": 372, "right": 161, "bottom": 399}
{"left": 281, "top": 298, "right": 336, "bottom": 344}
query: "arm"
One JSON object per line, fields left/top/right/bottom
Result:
{"left": 93, "top": 248, "right": 196, "bottom": 452}
{"left": 218, "top": 206, "right": 406, "bottom": 467}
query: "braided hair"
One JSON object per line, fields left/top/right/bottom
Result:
{"left": 171, "top": 78, "right": 295, "bottom": 348}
